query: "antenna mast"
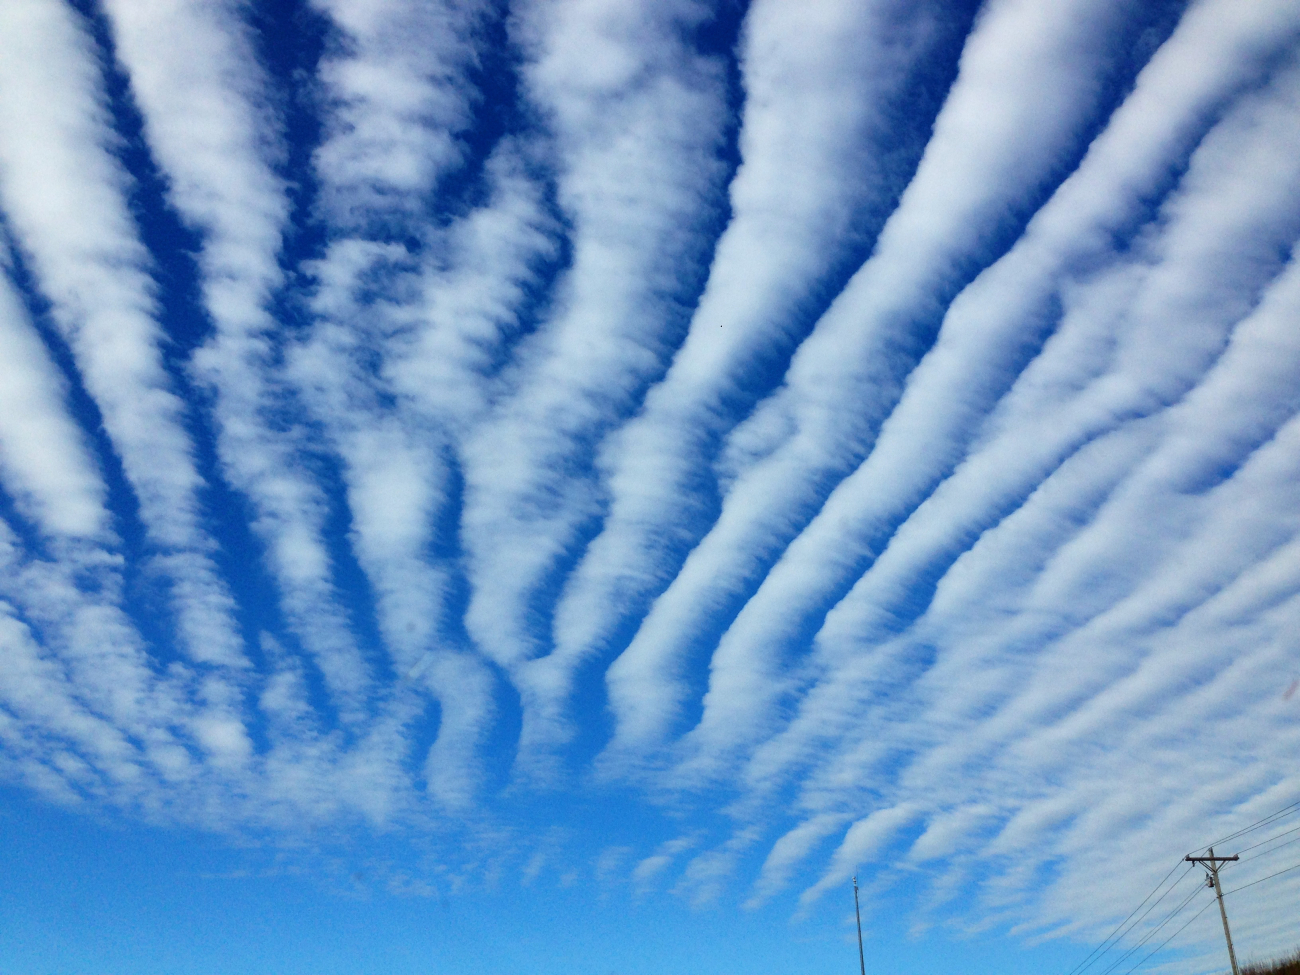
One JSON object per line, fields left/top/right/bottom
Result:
{"left": 853, "top": 876, "right": 866, "bottom": 975}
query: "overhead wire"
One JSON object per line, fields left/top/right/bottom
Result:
{"left": 1116, "top": 899, "right": 1216, "bottom": 975}
{"left": 1057, "top": 799, "right": 1300, "bottom": 975}
{"left": 1062, "top": 862, "right": 1192, "bottom": 975}
{"left": 1110, "top": 859, "right": 1294, "bottom": 975}
{"left": 1233, "top": 822, "right": 1300, "bottom": 861}
{"left": 1116, "top": 840, "right": 1300, "bottom": 974}
{"left": 1096, "top": 882, "right": 1206, "bottom": 975}
{"left": 1221, "top": 859, "right": 1300, "bottom": 896}
{"left": 1200, "top": 799, "right": 1300, "bottom": 852}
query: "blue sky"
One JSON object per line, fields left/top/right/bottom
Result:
{"left": 1, "top": 0, "right": 1299, "bottom": 972}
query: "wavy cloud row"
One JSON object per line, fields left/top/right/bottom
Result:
{"left": 0, "top": 0, "right": 1298, "bottom": 965}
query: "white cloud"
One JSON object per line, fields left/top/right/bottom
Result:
{"left": 310, "top": 0, "right": 483, "bottom": 225}
{"left": 457, "top": 0, "right": 731, "bottom": 770}
{"left": 601, "top": 0, "right": 1154, "bottom": 770}
{"left": 647, "top": 0, "right": 1300, "bottom": 798}
{"left": 547, "top": 0, "right": 947, "bottom": 766}
{"left": 0, "top": 1, "right": 1298, "bottom": 959}
{"left": 0, "top": 263, "right": 108, "bottom": 540}
{"left": 0, "top": 0, "right": 245, "bottom": 668}
{"left": 101, "top": 0, "right": 373, "bottom": 707}
{"left": 632, "top": 833, "right": 699, "bottom": 889}
{"left": 804, "top": 803, "right": 923, "bottom": 906}
{"left": 288, "top": 0, "right": 534, "bottom": 803}
{"left": 748, "top": 812, "right": 849, "bottom": 909}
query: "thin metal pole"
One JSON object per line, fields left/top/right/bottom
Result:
{"left": 853, "top": 876, "right": 866, "bottom": 975}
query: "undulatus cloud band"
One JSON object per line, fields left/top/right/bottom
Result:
{"left": 0, "top": 0, "right": 1298, "bottom": 971}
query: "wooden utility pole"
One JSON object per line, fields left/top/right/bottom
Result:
{"left": 853, "top": 876, "right": 866, "bottom": 975}
{"left": 1186, "top": 848, "right": 1241, "bottom": 975}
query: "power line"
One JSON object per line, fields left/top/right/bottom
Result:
{"left": 1058, "top": 799, "right": 1300, "bottom": 975}
{"left": 1234, "top": 822, "right": 1300, "bottom": 860}
{"left": 1238, "top": 832, "right": 1300, "bottom": 865}
{"left": 1094, "top": 872, "right": 1199, "bottom": 975}
{"left": 1221, "top": 859, "right": 1300, "bottom": 896}
{"left": 1059, "top": 863, "right": 1201, "bottom": 975}
{"left": 1063, "top": 862, "right": 1192, "bottom": 975}
{"left": 1113, "top": 853, "right": 1300, "bottom": 975}
{"left": 1117, "top": 899, "right": 1216, "bottom": 975}
{"left": 1201, "top": 799, "right": 1300, "bottom": 852}
{"left": 1097, "top": 882, "right": 1204, "bottom": 975}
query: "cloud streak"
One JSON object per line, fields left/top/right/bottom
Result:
{"left": 0, "top": 0, "right": 245, "bottom": 668}
{"left": 0, "top": 1, "right": 1298, "bottom": 965}
{"left": 601, "top": 0, "right": 1156, "bottom": 768}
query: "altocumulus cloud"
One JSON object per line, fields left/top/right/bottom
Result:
{"left": 0, "top": 0, "right": 1298, "bottom": 966}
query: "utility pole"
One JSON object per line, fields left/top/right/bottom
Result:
{"left": 1186, "top": 847, "right": 1241, "bottom": 975}
{"left": 853, "top": 876, "right": 866, "bottom": 975}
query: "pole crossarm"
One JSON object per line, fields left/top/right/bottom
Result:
{"left": 1185, "top": 855, "right": 1239, "bottom": 864}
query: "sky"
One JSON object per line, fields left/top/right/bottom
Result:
{"left": 0, "top": 0, "right": 1299, "bottom": 972}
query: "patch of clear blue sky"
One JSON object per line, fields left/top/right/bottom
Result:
{"left": 0, "top": 788, "right": 1092, "bottom": 975}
